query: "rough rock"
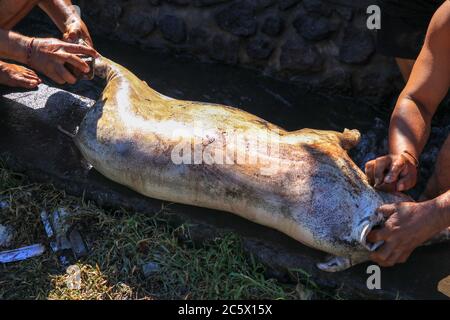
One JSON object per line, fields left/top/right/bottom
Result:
{"left": 54, "top": 0, "right": 404, "bottom": 105}
{"left": 294, "top": 14, "right": 338, "bottom": 41}
{"left": 278, "top": 0, "right": 301, "bottom": 10}
{"left": 248, "top": 0, "right": 277, "bottom": 10}
{"left": 302, "top": 0, "right": 333, "bottom": 17}
{"left": 159, "top": 15, "right": 187, "bottom": 44}
{"left": 122, "top": 10, "right": 156, "bottom": 38}
{"left": 246, "top": 37, "right": 274, "bottom": 60}
{"left": 194, "top": 0, "right": 231, "bottom": 6}
{"left": 98, "top": 0, "right": 122, "bottom": 31}
{"left": 335, "top": 6, "right": 354, "bottom": 21}
{"left": 279, "top": 37, "right": 323, "bottom": 73}
{"left": 166, "top": 0, "right": 191, "bottom": 5}
{"left": 339, "top": 27, "right": 375, "bottom": 64}
{"left": 262, "top": 16, "right": 284, "bottom": 37}
{"left": 216, "top": 1, "right": 258, "bottom": 37}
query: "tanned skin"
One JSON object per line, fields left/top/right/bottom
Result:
{"left": 0, "top": 0, "right": 96, "bottom": 89}
{"left": 365, "top": 1, "right": 450, "bottom": 267}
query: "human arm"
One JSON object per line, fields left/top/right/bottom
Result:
{"left": 0, "top": 29, "right": 31, "bottom": 63}
{"left": 365, "top": 1, "right": 450, "bottom": 192}
{"left": 38, "top": 0, "right": 93, "bottom": 46}
{"left": 0, "top": 29, "right": 97, "bottom": 84}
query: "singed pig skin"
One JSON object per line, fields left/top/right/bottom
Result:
{"left": 75, "top": 57, "right": 411, "bottom": 271}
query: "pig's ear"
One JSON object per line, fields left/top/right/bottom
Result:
{"left": 340, "top": 128, "right": 361, "bottom": 151}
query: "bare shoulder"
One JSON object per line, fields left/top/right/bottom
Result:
{"left": 421, "top": 1, "right": 450, "bottom": 53}
{"left": 402, "top": 1, "right": 450, "bottom": 115}
{"left": 429, "top": 1, "right": 450, "bottom": 32}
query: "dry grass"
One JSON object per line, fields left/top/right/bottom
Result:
{"left": 0, "top": 161, "right": 337, "bottom": 300}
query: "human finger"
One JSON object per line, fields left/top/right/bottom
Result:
{"left": 374, "top": 156, "right": 392, "bottom": 186}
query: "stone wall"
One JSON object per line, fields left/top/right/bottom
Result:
{"left": 71, "top": 0, "right": 403, "bottom": 105}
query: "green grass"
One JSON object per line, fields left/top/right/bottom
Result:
{"left": 0, "top": 161, "right": 336, "bottom": 300}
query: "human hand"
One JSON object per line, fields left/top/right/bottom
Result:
{"left": 365, "top": 152, "right": 418, "bottom": 192}
{"left": 63, "top": 18, "right": 94, "bottom": 48}
{"left": 28, "top": 37, "right": 98, "bottom": 85}
{"left": 367, "top": 200, "right": 443, "bottom": 267}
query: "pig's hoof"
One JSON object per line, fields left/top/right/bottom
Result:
{"left": 317, "top": 256, "right": 352, "bottom": 272}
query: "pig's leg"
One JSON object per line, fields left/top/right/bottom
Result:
{"left": 316, "top": 256, "right": 364, "bottom": 272}
{"left": 317, "top": 254, "right": 370, "bottom": 272}
{"left": 317, "top": 256, "right": 352, "bottom": 272}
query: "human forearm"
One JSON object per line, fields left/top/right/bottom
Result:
{"left": 364, "top": 93, "right": 427, "bottom": 191}
{"left": 0, "top": 29, "right": 31, "bottom": 64}
{"left": 38, "top": 0, "right": 80, "bottom": 34}
{"left": 388, "top": 94, "right": 432, "bottom": 160}
{"left": 39, "top": 0, "right": 93, "bottom": 46}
